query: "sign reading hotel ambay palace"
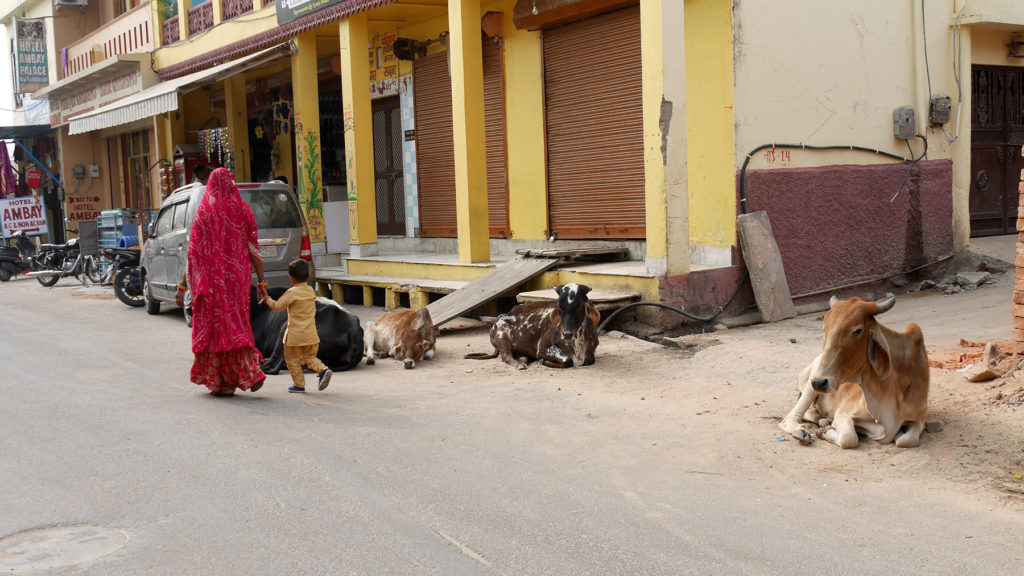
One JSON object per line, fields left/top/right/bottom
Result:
{"left": 15, "top": 18, "right": 49, "bottom": 93}
{"left": 49, "top": 70, "right": 145, "bottom": 127}
{"left": 276, "top": 0, "right": 343, "bottom": 25}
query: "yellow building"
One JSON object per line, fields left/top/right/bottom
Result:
{"left": 29, "top": 0, "right": 1024, "bottom": 322}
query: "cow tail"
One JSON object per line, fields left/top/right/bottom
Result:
{"left": 464, "top": 351, "right": 499, "bottom": 360}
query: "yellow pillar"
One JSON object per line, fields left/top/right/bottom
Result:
{"left": 224, "top": 74, "right": 250, "bottom": 182}
{"left": 212, "top": 0, "right": 223, "bottom": 25}
{"left": 177, "top": 0, "right": 191, "bottom": 42}
{"left": 641, "top": 0, "right": 667, "bottom": 273}
{"left": 339, "top": 13, "right": 377, "bottom": 253}
{"left": 449, "top": 0, "right": 490, "bottom": 263}
{"left": 501, "top": 0, "right": 547, "bottom": 240}
{"left": 292, "top": 31, "right": 326, "bottom": 242}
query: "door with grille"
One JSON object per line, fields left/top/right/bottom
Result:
{"left": 970, "top": 66, "right": 1024, "bottom": 237}
{"left": 373, "top": 96, "right": 406, "bottom": 236}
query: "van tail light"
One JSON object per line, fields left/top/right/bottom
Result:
{"left": 300, "top": 225, "right": 312, "bottom": 260}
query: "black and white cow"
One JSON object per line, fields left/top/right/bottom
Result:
{"left": 251, "top": 287, "right": 364, "bottom": 374}
{"left": 465, "top": 283, "right": 600, "bottom": 369}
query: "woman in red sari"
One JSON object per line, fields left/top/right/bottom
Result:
{"left": 175, "top": 168, "right": 269, "bottom": 396}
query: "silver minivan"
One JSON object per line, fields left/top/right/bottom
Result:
{"left": 141, "top": 180, "right": 314, "bottom": 325}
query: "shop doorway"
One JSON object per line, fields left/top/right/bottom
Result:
{"left": 121, "top": 130, "right": 151, "bottom": 210}
{"left": 372, "top": 95, "right": 406, "bottom": 236}
{"left": 970, "top": 66, "right": 1024, "bottom": 237}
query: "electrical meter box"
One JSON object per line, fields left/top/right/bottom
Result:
{"left": 72, "top": 165, "right": 86, "bottom": 179}
{"left": 929, "top": 95, "right": 952, "bottom": 125}
{"left": 893, "top": 106, "right": 916, "bottom": 140}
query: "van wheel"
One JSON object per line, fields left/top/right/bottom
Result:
{"left": 144, "top": 275, "right": 161, "bottom": 315}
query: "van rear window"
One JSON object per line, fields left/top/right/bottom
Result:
{"left": 241, "top": 190, "right": 302, "bottom": 229}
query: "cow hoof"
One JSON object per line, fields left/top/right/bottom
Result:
{"left": 817, "top": 418, "right": 832, "bottom": 428}
{"left": 815, "top": 425, "right": 835, "bottom": 439}
{"left": 366, "top": 357, "right": 375, "bottom": 366}
{"left": 792, "top": 429, "right": 814, "bottom": 445}
{"left": 516, "top": 362, "right": 527, "bottom": 370}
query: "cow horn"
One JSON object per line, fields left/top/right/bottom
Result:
{"left": 829, "top": 295, "right": 840, "bottom": 308}
{"left": 874, "top": 293, "right": 896, "bottom": 314}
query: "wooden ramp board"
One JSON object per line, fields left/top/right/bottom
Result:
{"left": 425, "top": 256, "right": 562, "bottom": 327}
{"left": 736, "top": 211, "right": 796, "bottom": 323}
{"left": 514, "top": 246, "right": 629, "bottom": 263}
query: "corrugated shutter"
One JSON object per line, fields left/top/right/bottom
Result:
{"left": 415, "top": 51, "right": 457, "bottom": 237}
{"left": 415, "top": 41, "right": 510, "bottom": 238}
{"left": 543, "top": 4, "right": 645, "bottom": 239}
{"left": 483, "top": 36, "right": 509, "bottom": 238}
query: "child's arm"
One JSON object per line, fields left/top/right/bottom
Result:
{"left": 262, "top": 289, "right": 294, "bottom": 312}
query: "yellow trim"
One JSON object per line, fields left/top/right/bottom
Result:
{"left": 685, "top": 0, "right": 736, "bottom": 248}
{"left": 291, "top": 31, "right": 325, "bottom": 241}
{"left": 224, "top": 74, "right": 250, "bottom": 181}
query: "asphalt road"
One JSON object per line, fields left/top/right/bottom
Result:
{"left": 1, "top": 275, "right": 1022, "bottom": 575}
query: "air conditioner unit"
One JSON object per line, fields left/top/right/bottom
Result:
{"left": 54, "top": 0, "right": 89, "bottom": 8}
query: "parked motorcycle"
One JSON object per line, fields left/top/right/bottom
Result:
{"left": 32, "top": 233, "right": 101, "bottom": 287}
{"left": 0, "top": 230, "right": 37, "bottom": 282}
{"left": 101, "top": 247, "right": 144, "bottom": 307}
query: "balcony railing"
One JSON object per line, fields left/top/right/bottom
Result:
{"left": 188, "top": 2, "right": 215, "bottom": 36}
{"left": 62, "top": 3, "right": 154, "bottom": 78}
{"left": 224, "top": 0, "right": 254, "bottom": 21}
{"left": 162, "top": 15, "right": 180, "bottom": 46}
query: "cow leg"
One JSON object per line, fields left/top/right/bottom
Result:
{"left": 818, "top": 412, "right": 859, "bottom": 449}
{"left": 539, "top": 345, "right": 573, "bottom": 369}
{"left": 894, "top": 420, "right": 925, "bottom": 448}
{"left": 778, "top": 370, "right": 820, "bottom": 445}
{"left": 363, "top": 322, "right": 379, "bottom": 366}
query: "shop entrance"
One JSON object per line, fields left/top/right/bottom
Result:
{"left": 970, "top": 65, "right": 1024, "bottom": 237}
{"left": 372, "top": 95, "right": 406, "bottom": 236}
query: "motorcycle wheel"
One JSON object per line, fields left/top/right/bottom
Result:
{"left": 114, "top": 267, "right": 145, "bottom": 307}
{"left": 0, "top": 268, "right": 10, "bottom": 282}
{"left": 36, "top": 265, "right": 60, "bottom": 286}
{"left": 144, "top": 275, "right": 161, "bottom": 315}
{"left": 83, "top": 257, "right": 102, "bottom": 284}
{"left": 35, "top": 255, "right": 60, "bottom": 287}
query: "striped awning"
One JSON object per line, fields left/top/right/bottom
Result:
{"left": 68, "top": 43, "right": 295, "bottom": 135}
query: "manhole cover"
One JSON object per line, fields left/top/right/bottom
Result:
{"left": 0, "top": 524, "right": 128, "bottom": 572}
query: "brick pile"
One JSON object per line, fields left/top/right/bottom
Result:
{"left": 1017, "top": 147, "right": 1024, "bottom": 354}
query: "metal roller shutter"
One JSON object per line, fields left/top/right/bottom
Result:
{"left": 415, "top": 51, "right": 457, "bottom": 237}
{"left": 415, "top": 41, "right": 509, "bottom": 239}
{"left": 484, "top": 37, "right": 510, "bottom": 238}
{"left": 543, "top": 4, "right": 645, "bottom": 239}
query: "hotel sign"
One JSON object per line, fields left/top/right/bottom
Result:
{"left": 15, "top": 18, "right": 49, "bottom": 93}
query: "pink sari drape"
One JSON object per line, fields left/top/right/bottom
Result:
{"left": 186, "top": 168, "right": 264, "bottom": 392}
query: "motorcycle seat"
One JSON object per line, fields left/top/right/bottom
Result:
{"left": 40, "top": 243, "right": 67, "bottom": 251}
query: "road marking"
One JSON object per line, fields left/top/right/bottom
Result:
{"left": 437, "top": 529, "right": 493, "bottom": 569}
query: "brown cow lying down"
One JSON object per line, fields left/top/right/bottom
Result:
{"left": 466, "top": 283, "right": 600, "bottom": 369}
{"left": 364, "top": 308, "right": 436, "bottom": 369}
{"left": 779, "top": 293, "right": 929, "bottom": 449}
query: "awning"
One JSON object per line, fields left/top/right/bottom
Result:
{"left": 67, "top": 43, "right": 295, "bottom": 135}
{"left": 0, "top": 125, "right": 52, "bottom": 140}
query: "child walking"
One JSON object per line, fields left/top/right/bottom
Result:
{"left": 260, "top": 259, "right": 332, "bottom": 393}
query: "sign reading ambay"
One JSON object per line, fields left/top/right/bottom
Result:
{"left": 0, "top": 196, "right": 48, "bottom": 239}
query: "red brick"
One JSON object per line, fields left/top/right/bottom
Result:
{"left": 1014, "top": 303, "right": 1024, "bottom": 318}
{"left": 1015, "top": 291, "right": 1024, "bottom": 305}
{"left": 1013, "top": 327, "right": 1024, "bottom": 341}
{"left": 1014, "top": 316, "right": 1024, "bottom": 331}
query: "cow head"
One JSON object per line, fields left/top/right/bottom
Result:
{"left": 549, "top": 284, "right": 594, "bottom": 340}
{"left": 809, "top": 294, "right": 895, "bottom": 393}
{"left": 392, "top": 328, "right": 432, "bottom": 369}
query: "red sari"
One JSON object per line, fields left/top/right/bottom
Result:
{"left": 187, "top": 168, "right": 265, "bottom": 394}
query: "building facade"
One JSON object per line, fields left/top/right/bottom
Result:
{"left": 11, "top": 0, "right": 1024, "bottom": 319}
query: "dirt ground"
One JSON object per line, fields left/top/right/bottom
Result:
{"left": 418, "top": 267, "right": 1024, "bottom": 508}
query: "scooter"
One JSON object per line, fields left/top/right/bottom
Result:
{"left": 0, "top": 230, "right": 38, "bottom": 282}
{"left": 101, "top": 246, "right": 144, "bottom": 307}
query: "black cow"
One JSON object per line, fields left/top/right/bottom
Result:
{"left": 250, "top": 287, "right": 364, "bottom": 374}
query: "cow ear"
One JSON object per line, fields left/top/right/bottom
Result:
{"left": 554, "top": 285, "right": 564, "bottom": 296}
{"left": 867, "top": 327, "right": 891, "bottom": 379}
{"left": 585, "top": 302, "right": 600, "bottom": 326}
{"left": 548, "top": 307, "right": 562, "bottom": 326}
{"left": 579, "top": 285, "right": 592, "bottom": 297}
